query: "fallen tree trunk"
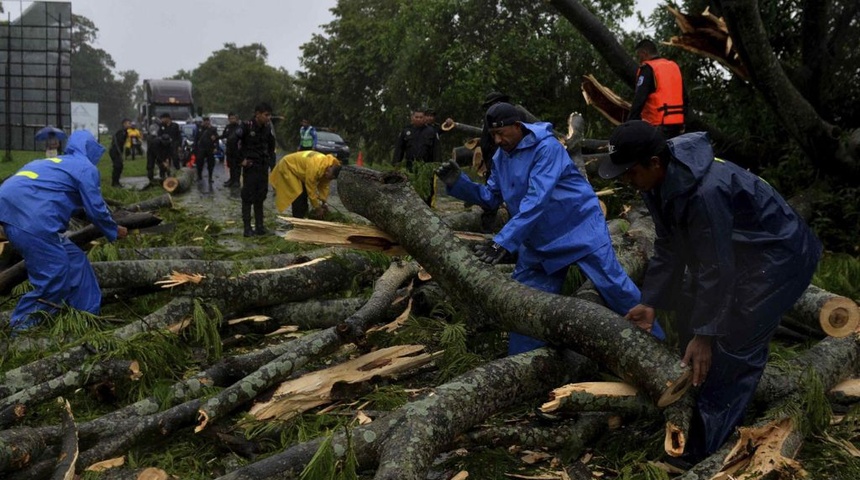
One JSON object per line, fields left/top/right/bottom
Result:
{"left": 785, "top": 284, "right": 859, "bottom": 337}
{"left": 335, "top": 167, "right": 691, "bottom": 407}
{"left": 0, "top": 297, "right": 195, "bottom": 400}
{"left": 161, "top": 168, "right": 196, "bottom": 194}
{"left": 218, "top": 348, "right": 593, "bottom": 480}
{"left": 50, "top": 398, "right": 78, "bottom": 480}
{"left": 454, "top": 412, "right": 611, "bottom": 452}
{"left": 0, "top": 211, "right": 163, "bottom": 295}
{"left": 151, "top": 252, "right": 379, "bottom": 312}
{"left": 195, "top": 259, "right": 418, "bottom": 431}
{"left": 0, "top": 360, "right": 140, "bottom": 429}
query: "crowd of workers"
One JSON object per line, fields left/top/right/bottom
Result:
{"left": 0, "top": 38, "right": 822, "bottom": 468}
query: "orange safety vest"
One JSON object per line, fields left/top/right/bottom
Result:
{"left": 638, "top": 58, "right": 685, "bottom": 126}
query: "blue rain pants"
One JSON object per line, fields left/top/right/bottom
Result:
{"left": 5, "top": 224, "right": 101, "bottom": 330}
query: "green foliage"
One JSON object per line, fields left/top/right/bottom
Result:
{"left": 294, "top": 0, "right": 634, "bottom": 164}
{"left": 187, "top": 43, "right": 294, "bottom": 145}
{"left": 48, "top": 306, "right": 110, "bottom": 339}
{"left": 813, "top": 252, "right": 860, "bottom": 301}
{"left": 359, "top": 385, "right": 409, "bottom": 410}
{"left": 298, "top": 426, "right": 360, "bottom": 480}
{"left": 86, "top": 331, "right": 189, "bottom": 395}
{"left": 189, "top": 298, "right": 224, "bottom": 361}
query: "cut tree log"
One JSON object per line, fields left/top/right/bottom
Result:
{"left": 540, "top": 382, "right": 657, "bottom": 418}
{"left": 829, "top": 378, "right": 860, "bottom": 404}
{"left": 785, "top": 284, "right": 860, "bottom": 337}
{"left": 455, "top": 412, "right": 611, "bottom": 452}
{"left": 335, "top": 167, "right": 691, "bottom": 407}
{"left": 161, "top": 167, "right": 196, "bottom": 194}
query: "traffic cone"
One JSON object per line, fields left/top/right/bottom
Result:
{"left": 356, "top": 151, "right": 364, "bottom": 167}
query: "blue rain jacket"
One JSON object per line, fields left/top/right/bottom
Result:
{"left": 448, "top": 122, "right": 608, "bottom": 275}
{"left": 639, "top": 132, "right": 822, "bottom": 338}
{"left": 0, "top": 130, "right": 118, "bottom": 241}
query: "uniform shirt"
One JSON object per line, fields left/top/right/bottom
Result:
{"left": 393, "top": 125, "right": 435, "bottom": 163}
{"left": 230, "top": 119, "right": 276, "bottom": 167}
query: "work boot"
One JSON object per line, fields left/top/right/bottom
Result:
{"left": 242, "top": 203, "right": 253, "bottom": 237}
{"left": 253, "top": 203, "right": 266, "bottom": 235}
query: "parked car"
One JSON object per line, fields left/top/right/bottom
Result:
{"left": 207, "top": 113, "right": 229, "bottom": 136}
{"left": 314, "top": 130, "right": 350, "bottom": 164}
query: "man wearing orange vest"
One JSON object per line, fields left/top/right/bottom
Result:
{"left": 629, "top": 39, "right": 687, "bottom": 138}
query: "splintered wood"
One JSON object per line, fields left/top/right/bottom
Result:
{"left": 249, "top": 345, "right": 441, "bottom": 421}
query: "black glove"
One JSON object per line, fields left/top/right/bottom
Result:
{"left": 435, "top": 159, "right": 461, "bottom": 187}
{"left": 473, "top": 241, "right": 512, "bottom": 265}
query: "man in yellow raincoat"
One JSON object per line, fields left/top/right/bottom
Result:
{"left": 269, "top": 150, "right": 342, "bottom": 219}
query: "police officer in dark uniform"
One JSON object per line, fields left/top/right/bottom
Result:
{"left": 195, "top": 116, "right": 219, "bottom": 184}
{"left": 109, "top": 118, "right": 130, "bottom": 187}
{"left": 222, "top": 112, "right": 241, "bottom": 187}
{"left": 393, "top": 109, "right": 435, "bottom": 170}
{"left": 229, "top": 102, "right": 276, "bottom": 237}
{"left": 147, "top": 113, "right": 182, "bottom": 181}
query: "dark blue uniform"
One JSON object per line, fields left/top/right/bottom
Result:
{"left": 230, "top": 119, "right": 276, "bottom": 235}
{"left": 639, "top": 132, "right": 822, "bottom": 457}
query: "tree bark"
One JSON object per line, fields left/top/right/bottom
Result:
{"left": 218, "top": 348, "right": 592, "bottom": 480}
{"left": 454, "top": 412, "right": 611, "bottom": 452}
{"left": 785, "top": 284, "right": 859, "bottom": 337}
{"left": 0, "top": 212, "right": 163, "bottom": 295}
{"left": 162, "top": 168, "right": 196, "bottom": 194}
{"left": 0, "top": 360, "right": 139, "bottom": 429}
{"left": 196, "top": 260, "right": 416, "bottom": 431}
{"left": 717, "top": 0, "right": 857, "bottom": 178}
{"left": 50, "top": 398, "right": 77, "bottom": 480}
{"left": 335, "top": 167, "right": 691, "bottom": 407}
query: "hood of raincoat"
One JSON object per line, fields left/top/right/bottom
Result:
{"left": 659, "top": 132, "right": 713, "bottom": 202}
{"left": 516, "top": 122, "right": 555, "bottom": 151}
{"left": 63, "top": 130, "right": 105, "bottom": 165}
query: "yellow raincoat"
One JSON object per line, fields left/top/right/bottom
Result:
{"left": 269, "top": 151, "right": 341, "bottom": 212}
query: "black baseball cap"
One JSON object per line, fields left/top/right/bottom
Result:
{"left": 599, "top": 120, "right": 666, "bottom": 179}
{"left": 485, "top": 102, "right": 521, "bottom": 129}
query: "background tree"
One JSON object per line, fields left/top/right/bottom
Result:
{"left": 70, "top": 14, "right": 138, "bottom": 130}
{"left": 294, "top": 0, "right": 634, "bottom": 164}
{"left": 185, "top": 43, "right": 294, "bottom": 142}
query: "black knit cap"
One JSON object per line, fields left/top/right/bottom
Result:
{"left": 599, "top": 120, "right": 666, "bottom": 179}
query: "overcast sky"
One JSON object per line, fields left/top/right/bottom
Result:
{"left": 9, "top": 0, "right": 660, "bottom": 81}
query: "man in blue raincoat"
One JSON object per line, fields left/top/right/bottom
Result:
{"left": 0, "top": 130, "right": 128, "bottom": 330}
{"left": 599, "top": 120, "right": 822, "bottom": 461}
{"left": 436, "top": 102, "right": 664, "bottom": 355}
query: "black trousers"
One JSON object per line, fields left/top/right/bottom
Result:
{"left": 196, "top": 152, "right": 215, "bottom": 179}
{"left": 109, "top": 149, "right": 123, "bottom": 185}
{"left": 241, "top": 164, "right": 269, "bottom": 229}
{"left": 292, "top": 184, "right": 309, "bottom": 218}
